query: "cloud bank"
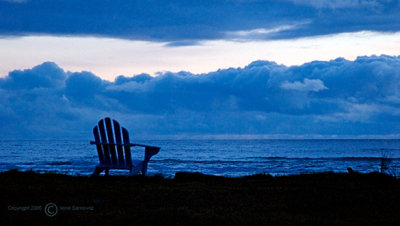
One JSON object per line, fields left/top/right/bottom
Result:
{"left": 1, "top": 55, "right": 400, "bottom": 139}
{"left": 0, "top": 0, "right": 399, "bottom": 43}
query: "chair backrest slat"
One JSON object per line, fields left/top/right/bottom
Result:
{"left": 113, "top": 120, "right": 125, "bottom": 166}
{"left": 122, "top": 128, "right": 132, "bottom": 166}
{"left": 98, "top": 119, "right": 111, "bottom": 164}
{"left": 93, "top": 126, "right": 105, "bottom": 164}
{"left": 105, "top": 117, "right": 118, "bottom": 165}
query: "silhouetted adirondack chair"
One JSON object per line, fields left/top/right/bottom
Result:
{"left": 90, "top": 117, "right": 160, "bottom": 176}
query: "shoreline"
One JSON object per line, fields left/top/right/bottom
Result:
{"left": 2, "top": 170, "right": 400, "bottom": 225}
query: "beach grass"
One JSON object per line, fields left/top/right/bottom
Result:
{"left": 2, "top": 170, "right": 400, "bottom": 225}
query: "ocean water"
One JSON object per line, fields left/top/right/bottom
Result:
{"left": 1, "top": 139, "right": 399, "bottom": 177}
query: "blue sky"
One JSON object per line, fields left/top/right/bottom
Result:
{"left": 1, "top": 0, "right": 400, "bottom": 139}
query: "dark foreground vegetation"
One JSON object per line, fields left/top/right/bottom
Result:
{"left": 2, "top": 170, "right": 400, "bottom": 225}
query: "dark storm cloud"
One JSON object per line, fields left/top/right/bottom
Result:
{"left": 0, "top": 0, "right": 399, "bottom": 43}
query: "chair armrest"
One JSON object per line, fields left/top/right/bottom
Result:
{"left": 129, "top": 143, "right": 160, "bottom": 149}
{"left": 90, "top": 141, "right": 160, "bottom": 163}
{"left": 129, "top": 143, "right": 160, "bottom": 161}
{"left": 90, "top": 141, "right": 160, "bottom": 150}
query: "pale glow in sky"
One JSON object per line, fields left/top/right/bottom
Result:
{"left": 1, "top": 31, "right": 400, "bottom": 81}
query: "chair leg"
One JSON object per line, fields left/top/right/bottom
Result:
{"left": 141, "top": 162, "right": 148, "bottom": 176}
{"left": 92, "top": 167, "right": 102, "bottom": 177}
